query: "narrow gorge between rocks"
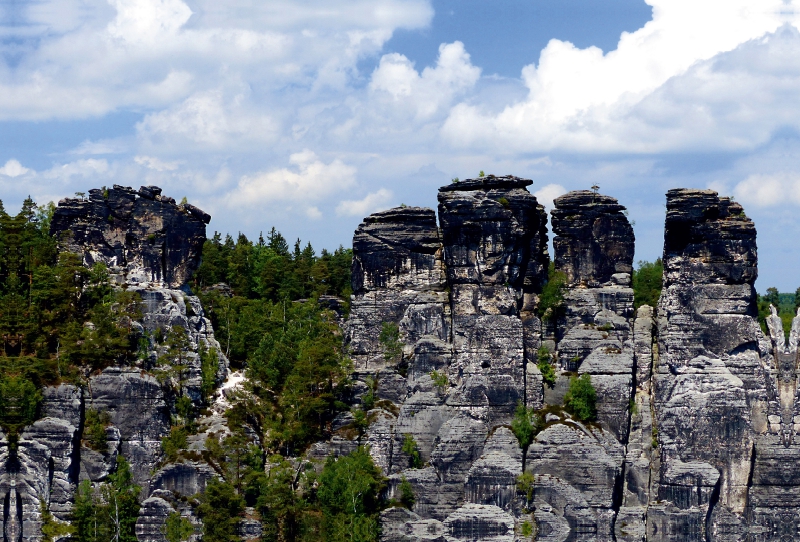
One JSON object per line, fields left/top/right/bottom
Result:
{"left": 0, "top": 177, "right": 798, "bottom": 542}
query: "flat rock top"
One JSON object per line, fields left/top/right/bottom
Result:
{"left": 361, "top": 206, "right": 436, "bottom": 225}
{"left": 552, "top": 190, "right": 625, "bottom": 213}
{"left": 438, "top": 175, "right": 533, "bottom": 192}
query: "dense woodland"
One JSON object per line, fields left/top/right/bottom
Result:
{"left": 4, "top": 195, "right": 796, "bottom": 542}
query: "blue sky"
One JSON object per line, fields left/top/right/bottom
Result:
{"left": 1, "top": 0, "right": 800, "bottom": 291}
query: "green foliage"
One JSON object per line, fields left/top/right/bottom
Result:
{"left": 197, "top": 478, "right": 246, "bottom": 542}
{"left": 564, "top": 374, "right": 597, "bottom": 422}
{"left": 511, "top": 402, "right": 543, "bottom": 470}
{"left": 536, "top": 346, "right": 556, "bottom": 388}
{"left": 192, "top": 228, "right": 352, "bottom": 311}
{"left": 429, "top": 370, "right": 448, "bottom": 393}
{"left": 399, "top": 476, "right": 415, "bottom": 509}
{"left": 632, "top": 259, "right": 663, "bottom": 309}
{"left": 757, "top": 288, "right": 798, "bottom": 340}
{"left": 155, "top": 325, "right": 191, "bottom": 390}
{"left": 41, "top": 499, "right": 74, "bottom": 541}
{"left": 83, "top": 407, "right": 111, "bottom": 453}
{"left": 478, "top": 170, "right": 485, "bottom": 177}
{"left": 402, "top": 433, "right": 423, "bottom": 469}
{"left": 72, "top": 456, "right": 141, "bottom": 542}
{"left": 161, "top": 426, "right": 188, "bottom": 462}
{"left": 199, "top": 343, "right": 219, "bottom": 400}
{"left": 520, "top": 519, "right": 534, "bottom": 538}
{"left": 497, "top": 197, "right": 510, "bottom": 209}
{"left": 0, "top": 374, "right": 42, "bottom": 434}
{"left": 317, "top": 447, "right": 384, "bottom": 542}
{"left": 361, "top": 376, "right": 377, "bottom": 410}
{"left": 537, "top": 263, "right": 567, "bottom": 322}
{"left": 256, "top": 455, "right": 308, "bottom": 542}
{"left": 451, "top": 177, "right": 459, "bottom": 183}
{"left": 516, "top": 472, "right": 535, "bottom": 505}
{"left": 379, "top": 322, "right": 402, "bottom": 363}
{"left": 0, "top": 198, "right": 144, "bottom": 435}
{"left": 164, "top": 512, "right": 194, "bottom": 542}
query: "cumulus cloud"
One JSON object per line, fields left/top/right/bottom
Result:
{"left": 0, "top": 160, "right": 30, "bottom": 178}
{"left": 441, "top": 0, "right": 798, "bottom": 153}
{"left": 43, "top": 159, "right": 110, "bottom": 180}
{"left": 336, "top": 188, "right": 394, "bottom": 217}
{"left": 370, "top": 42, "right": 480, "bottom": 119}
{"left": 137, "top": 90, "right": 279, "bottom": 150}
{"left": 225, "top": 151, "right": 357, "bottom": 207}
{"left": 732, "top": 172, "right": 800, "bottom": 207}
{"left": 533, "top": 183, "right": 567, "bottom": 210}
{"left": 0, "top": 0, "right": 432, "bottom": 120}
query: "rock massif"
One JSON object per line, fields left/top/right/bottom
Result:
{"left": 346, "top": 180, "right": 799, "bottom": 541}
{"left": 7, "top": 175, "right": 800, "bottom": 542}
{"left": 0, "top": 186, "right": 227, "bottom": 542}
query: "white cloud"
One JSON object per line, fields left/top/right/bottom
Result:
{"left": 441, "top": 1, "right": 798, "bottom": 153}
{"left": 137, "top": 90, "right": 278, "bottom": 149}
{"left": 732, "top": 172, "right": 800, "bottom": 207}
{"left": 336, "top": 188, "right": 393, "bottom": 217}
{"left": 226, "top": 151, "right": 357, "bottom": 207}
{"left": 306, "top": 206, "right": 323, "bottom": 220}
{"left": 135, "top": 155, "right": 181, "bottom": 171}
{"left": 533, "top": 183, "right": 567, "bottom": 210}
{"left": 0, "top": 160, "right": 30, "bottom": 178}
{"left": 0, "top": 0, "right": 432, "bottom": 121}
{"left": 369, "top": 41, "right": 480, "bottom": 119}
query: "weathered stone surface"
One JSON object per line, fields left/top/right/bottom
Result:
{"left": 551, "top": 190, "right": 634, "bottom": 287}
{"left": 442, "top": 503, "right": 515, "bottom": 542}
{"left": 51, "top": 185, "right": 209, "bottom": 288}
{"left": 90, "top": 367, "right": 171, "bottom": 494}
{"left": 653, "top": 189, "right": 774, "bottom": 540}
{"left": 150, "top": 461, "right": 216, "bottom": 497}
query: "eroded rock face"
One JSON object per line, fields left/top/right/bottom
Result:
{"left": 551, "top": 190, "right": 634, "bottom": 288}
{"left": 0, "top": 186, "right": 231, "bottom": 541}
{"left": 50, "top": 185, "right": 209, "bottom": 289}
{"left": 653, "top": 189, "right": 772, "bottom": 540}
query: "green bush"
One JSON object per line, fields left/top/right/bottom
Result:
{"left": 197, "top": 478, "right": 245, "bottom": 542}
{"left": 161, "top": 426, "right": 188, "bottom": 461}
{"left": 164, "top": 512, "right": 194, "bottom": 542}
{"left": 318, "top": 447, "right": 384, "bottom": 542}
{"left": 430, "top": 370, "right": 448, "bottom": 393}
{"left": 632, "top": 259, "right": 663, "bottom": 309}
{"left": 511, "top": 402, "right": 543, "bottom": 471}
{"left": 402, "top": 433, "right": 423, "bottom": 469}
{"left": 564, "top": 374, "right": 597, "bottom": 422}
{"left": 379, "top": 322, "right": 402, "bottom": 362}
{"left": 536, "top": 346, "right": 556, "bottom": 388}
{"left": 399, "top": 476, "right": 415, "bottom": 509}
{"left": 538, "top": 263, "right": 567, "bottom": 322}
{"left": 84, "top": 408, "right": 111, "bottom": 453}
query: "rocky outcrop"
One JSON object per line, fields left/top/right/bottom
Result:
{"left": 50, "top": 184, "right": 209, "bottom": 289}
{"left": 550, "top": 190, "right": 634, "bottom": 288}
{"left": 346, "top": 177, "right": 550, "bottom": 539}
{"left": 0, "top": 186, "right": 230, "bottom": 541}
{"left": 652, "top": 189, "right": 771, "bottom": 540}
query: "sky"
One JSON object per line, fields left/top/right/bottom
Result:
{"left": 2, "top": 0, "right": 800, "bottom": 291}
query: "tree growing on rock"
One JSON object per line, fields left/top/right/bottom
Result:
{"left": 511, "top": 402, "right": 543, "bottom": 472}
{"left": 564, "top": 374, "right": 597, "bottom": 422}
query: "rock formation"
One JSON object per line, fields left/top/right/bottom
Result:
{"left": 51, "top": 184, "right": 209, "bottom": 289}
{"left": 350, "top": 182, "right": 798, "bottom": 541}
{"left": 0, "top": 185, "right": 227, "bottom": 542}
{"left": 9, "top": 175, "right": 800, "bottom": 542}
